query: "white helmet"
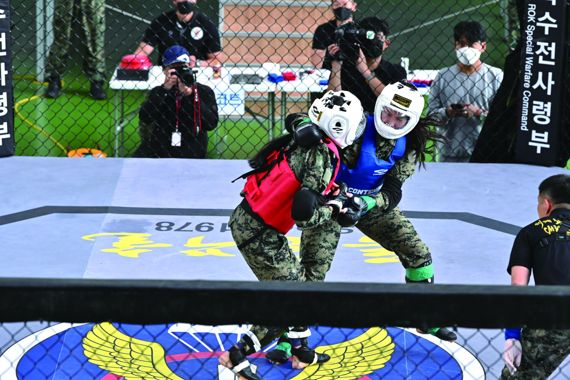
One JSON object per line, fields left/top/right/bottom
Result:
{"left": 308, "top": 91, "right": 366, "bottom": 149}
{"left": 374, "top": 81, "right": 424, "bottom": 139}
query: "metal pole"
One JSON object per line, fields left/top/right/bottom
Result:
{"left": 268, "top": 92, "right": 275, "bottom": 141}
{"left": 114, "top": 90, "right": 119, "bottom": 157}
{"left": 36, "top": 0, "right": 54, "bottom": 82}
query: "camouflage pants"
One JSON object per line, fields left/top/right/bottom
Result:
{"left": 230, "top": 203, "right": 338, "bottom": 282}
{"left": 229, "top": 203, "right": 432, "bottom": 349}
{"left": 45, "top": 0, "right": 106, "bottom": 81}
{"left": 500, "top": 328, "right": 570, "bottom": 379}
{"left": 303, "top": 206, "right": 432, "bottom": 276}
{"left": 499, "top": 0, "right": 520, "bottom": 49}
{"left": 229, "top": 203, "right": 338, "bottom": 349}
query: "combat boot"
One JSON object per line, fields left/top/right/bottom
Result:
{"left": 417, "top": 327, "right": 457, "bottom": 342}
{"left": 45, "top": 76, "right": 61, "bottom": 99}
{"left": 90, "top": 81, "right": 107, "bottom": 100}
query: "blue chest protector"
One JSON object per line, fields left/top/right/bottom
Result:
{"left": 335, "top": 115, "right": 406, "bottom": 196}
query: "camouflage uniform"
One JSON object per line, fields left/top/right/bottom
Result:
{"left": 500, "top": 328, "right": 570, "bottom": 379}
{"left": 229, "top": 139, "right": 338, "bottom": 348}
{"left": 45, "top": 0, "right": 106, "bottom": 82}
{"left": 500, "top": 0, "right": 520, "bottom": 49}
{"left": 301, "top": 132, "right": 432, "bottom": 282}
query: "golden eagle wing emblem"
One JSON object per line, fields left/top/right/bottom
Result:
{"left": 82, "top": 322, "right": 183, "bottom": 380}
{"left": 292, "top": 327, "right": 395, "bottom": 379}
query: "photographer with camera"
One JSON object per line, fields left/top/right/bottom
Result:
{"left": 311, "top": 0, "right": 358, "bottom": 70}
{"left": 134, "top": 45, "right": 218, "bottom": 159}
{"left": 309, "top": 0, "right": 357, "bottom": 104}
{"left": 327, "top": 16, "right": 406, "bottom": 113}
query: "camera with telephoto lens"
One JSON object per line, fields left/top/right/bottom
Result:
{"left": 172, "top": 66, "right": 196, "bottom": 87}
{"left": 334, "top": 22, "right": 375, "bottom": 62}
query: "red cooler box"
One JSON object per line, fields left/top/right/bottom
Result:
{"left": 117, "top": 54, "right": 152, "bottom": 81}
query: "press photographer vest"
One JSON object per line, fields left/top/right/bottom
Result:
{"left": 336, "top": 116, "right": 406, "bottom": 196}
{"left": 243, "top": 140, "right": 340, "bottom": 234}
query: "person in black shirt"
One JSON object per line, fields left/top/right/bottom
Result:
{"left": 134, "top": 0, "right": 222, "bottom": 67}
{"left": 311, "top": 0, "right": 358, "bottom": 70}
{"left": 501, "top": 174, "right": 570, "bottom": 379}
{"left": 309, "top": 0, "right": 358, "bottom": 104}
{"left": 327, "top": 16, "right": 406, "bottom": 113}
{"left": 134, "top": 45, "right": 218, "bottom": 159}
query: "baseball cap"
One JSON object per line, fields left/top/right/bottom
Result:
{"left": 162, "top": 45, "right": 191, "bottom": 67}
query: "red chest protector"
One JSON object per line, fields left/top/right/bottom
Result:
{"left": 243, "top": 140, "right": 340, "bottom": 234}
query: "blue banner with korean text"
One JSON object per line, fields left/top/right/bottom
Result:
{"left": 516, "top": 0, "right": 567, "bottom": 166}
{"left": 0, "top": 0, "right": 12, "bottom": 157}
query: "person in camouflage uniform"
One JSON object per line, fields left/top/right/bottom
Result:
{"left": 267, "top": 82, "right": 456, "bottom": 368}
{"left": 44, "top": 0, "right": 107, "bottom": 100}
{"left": 500, "top": 0, "right": 521, "bottom": 50}
{"left": 316, "top": 83, "right": 460, "bottom": 343}
{"left": 219, "top": 91, "right": 367, "bottom": 380}
{"left": 502, "top": 174, "right": 570, "bottom": 379}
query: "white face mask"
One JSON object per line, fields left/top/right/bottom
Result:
{"left": 456, "top": 46, "right": 481, "bottom": 66}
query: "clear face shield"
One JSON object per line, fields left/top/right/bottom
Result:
{"left": 379, "top": 106, "right": 411, "bottom": 131}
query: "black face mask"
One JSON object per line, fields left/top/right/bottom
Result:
{"left": 176, "top": 1, "right": 196, "bottom": 14}
{"left": 333, "top": 7, "right": 352, "bottom": 21}
{"left": 362, "top": 38, "right": 384, "bottom": 58}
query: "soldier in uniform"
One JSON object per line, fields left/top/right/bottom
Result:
{"left": 219, "top": 91, "right": 367, "bottom": 380}
{"left": 502, "top": 174, "right": 570, "bottom": 379}
{"left": 44, "top": 0, "right": 107, "bottom": 100}
{"left": 500, "top": 0, "right": 521, "bottom": 49}
{"left": 265, "top": 82, "right": 456, "bottom": 367}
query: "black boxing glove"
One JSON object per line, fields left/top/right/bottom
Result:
{"left": 336, "top": 196, "right": 368, "bottom": 227}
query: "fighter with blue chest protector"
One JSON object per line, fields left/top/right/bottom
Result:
{"left": 266, "top": 82, "right": 456, "bottom": 365}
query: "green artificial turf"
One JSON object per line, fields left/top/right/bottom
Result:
{"left": 10, "top": 0, "right": 566, "bottom": 166}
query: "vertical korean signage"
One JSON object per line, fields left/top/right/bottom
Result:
{"left": 516, "top": 0, "right": 567, "bottom": 165}
{"left": 0, "top": 0, "right": 12, "bottom": 157}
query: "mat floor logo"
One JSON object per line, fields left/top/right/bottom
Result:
{"left": 0, "top": 323, "right": 484, "bottom": 379}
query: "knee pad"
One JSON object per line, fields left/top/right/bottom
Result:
{"left": 405, "top": 263, "right": 434, "bottom": 283}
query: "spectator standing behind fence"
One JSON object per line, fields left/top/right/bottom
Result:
{"left": 501, "top": 174, "right": 570, "bottom": 379}
{"left": 133, "top": 45, "right": 218, "bottom": 159}
{"left": 134, "top": 0, "right": 222, "bottom": 68}
{"left": 44, "top": 0, "right": 107, "bottom": 100}
{"left": 309, "top": 0, "right": 357, "bottom": 104}
{"left": 428, "top": 21, "right": 503, "bottom": 162}
{"left": 311, "top": 0, "right": 357, "bottom": 70}
{"left": 327, "top": 16, "right": 406, "bottom": 113}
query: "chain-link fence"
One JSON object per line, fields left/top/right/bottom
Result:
{"left": 13, "top": 0, "right": 555, "bottom": 161}
{"left": 1, "top": 279, "right": 570, "bottom": 379}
